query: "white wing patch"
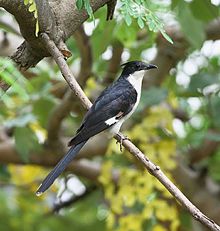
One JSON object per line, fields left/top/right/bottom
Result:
{"left": 105, "top": 117, "right": 119, "bottom": 126}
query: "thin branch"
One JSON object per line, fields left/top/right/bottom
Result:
{"left": 41, "top": 32, "right": 220, "bottom": 230}
{"left": 115, "top": 133, "right": 220, "bottom": 231}
{"left": 41, "top": 33, "right": 92, "bottom": 109}
{"left": 47, "top": 26, "right": 93, "bottom": 145}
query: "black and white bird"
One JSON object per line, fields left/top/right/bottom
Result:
{"left": 36, "top": 60, "right": 157, "bottom": 196}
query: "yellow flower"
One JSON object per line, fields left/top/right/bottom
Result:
{"left": 152, "top": 225, "right": 167, "bottom": 231}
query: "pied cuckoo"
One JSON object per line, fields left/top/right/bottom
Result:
{"left": 36, "top": 60, "right": 157, "bottom": 196}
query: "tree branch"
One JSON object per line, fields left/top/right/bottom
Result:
{"left": 41, "top": 33, "right": 92, "bottom": 109}
{"left": 115, "top": 133, "right": 220, "bottom": 231}
{"left": 0, "top": 140, "right": 101, "bottom": 182}
{"left": 0, "top": 0, "right": 110, "bottom": 68}
{"left": 46, "top": 26, "right": 93, "bottom": 145}
{"left": 41, "top": 32, "right": 220, "bottom": 230}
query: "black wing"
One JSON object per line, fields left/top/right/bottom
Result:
{"left": 68, "top": 79, "right": 137, "bottom": 146}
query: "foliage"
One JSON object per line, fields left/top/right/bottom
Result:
{"left": 76, "top": 0, "right": 173, "bottom": 43}
{"left": 76, "top": 0, "right": 94, "bottom": 21}
{"left": 23, "top": 0, "right": 39, "bottom": 36}
{"left": 119, "top": 0, "right": 173, "bottom": 44}
{"left": 1, "top": 0, "right": 220, "bottom": 231}
{"left": 99, "top": 106, "right": 178, "bottom": 231}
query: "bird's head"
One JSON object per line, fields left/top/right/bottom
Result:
{"left": 121, "top": 61, "right": 157, "bottom": 77}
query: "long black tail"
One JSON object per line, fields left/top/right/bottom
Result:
{"left": 36, "top": 140, "right": 87, "bottom": 196}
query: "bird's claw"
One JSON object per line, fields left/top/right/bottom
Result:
{"left": 116, "top": 133, "right": 130, "bottom": 152}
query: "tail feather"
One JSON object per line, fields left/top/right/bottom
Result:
{"left": 36, "top": 140, "right": 87, "bottom": 196}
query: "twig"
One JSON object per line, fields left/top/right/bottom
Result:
{"left": 47, "top": 26, "right": 93, "bottom": 145}
{"left": 41, "top": 32, "right": 220, "bottom": 231}
{"left": 115, "top": 133, "right": 220, "bottom": 231}
{"left": 41, "top": 33, "right": 92, "bottom": 109}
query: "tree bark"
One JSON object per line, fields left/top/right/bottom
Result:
{"left": 0, "top": 0, "right": 109, "bottom": 68}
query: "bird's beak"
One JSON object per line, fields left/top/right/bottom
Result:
{"left": 145, "top": 64, "right": 158, "bottom": 70}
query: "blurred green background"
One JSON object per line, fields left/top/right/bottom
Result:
{"left": 0, "top": 0, "right": 220, "bottom": 230}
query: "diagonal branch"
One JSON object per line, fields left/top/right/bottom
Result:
{"left": 40, "top": 32, "right": 220, "bottom": 231}
{"left": 47, "top": 26, "right": 93, "bottom": 145}
{"left": 115, "top": 133, "right": 220, "bottom": 231}
{"left": 41, "top": 33, "right": 92, "bottom": 109}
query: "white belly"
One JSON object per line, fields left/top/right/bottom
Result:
{"left": 109, "top": 70, "right": 144, "bottom": 135}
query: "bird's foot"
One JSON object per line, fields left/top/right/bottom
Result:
{"left": 116, "top": 133, "right": 130, "bottom": 152}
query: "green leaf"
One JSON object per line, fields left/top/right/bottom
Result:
{"left": 160, "top": 30, "right": 173, "bottom": 44}
{"left": 14, "top": 127, "right": 41, "bottom": 162}
{"left": 125, "top": 13, "right": 132, "bottom": 26}
{"left": 119, "top": 0, "right": 173, "bottom": 44}
{"left": 84, "top": 0, "right": 94, "bottom": 20}
{"left": 190, "top": 0, "right": 219, "bottom": 22}
{"left": 76, "top": 0, "right": 84, "bottom": 9}
{"left": 24, "top": 0, "right": 29, "bottom": 5}
{"left": 137, "top": 17, "right": 144, "bottom": 29}
{"left": 114, "top": 21, "right": 137, "bottom": 47}
{"left": 176, "top": 1, "right": 205, "bottom": 48}
{"left": 29, "top": 3, "right": 36, "bottom": 13}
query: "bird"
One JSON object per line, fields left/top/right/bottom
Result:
{"left": 36, "top": 60, "right": 157, "bottom": 196}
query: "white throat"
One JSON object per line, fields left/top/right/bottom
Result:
{"left": 127, "top": 70, "right": 145, "bottom": 94}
